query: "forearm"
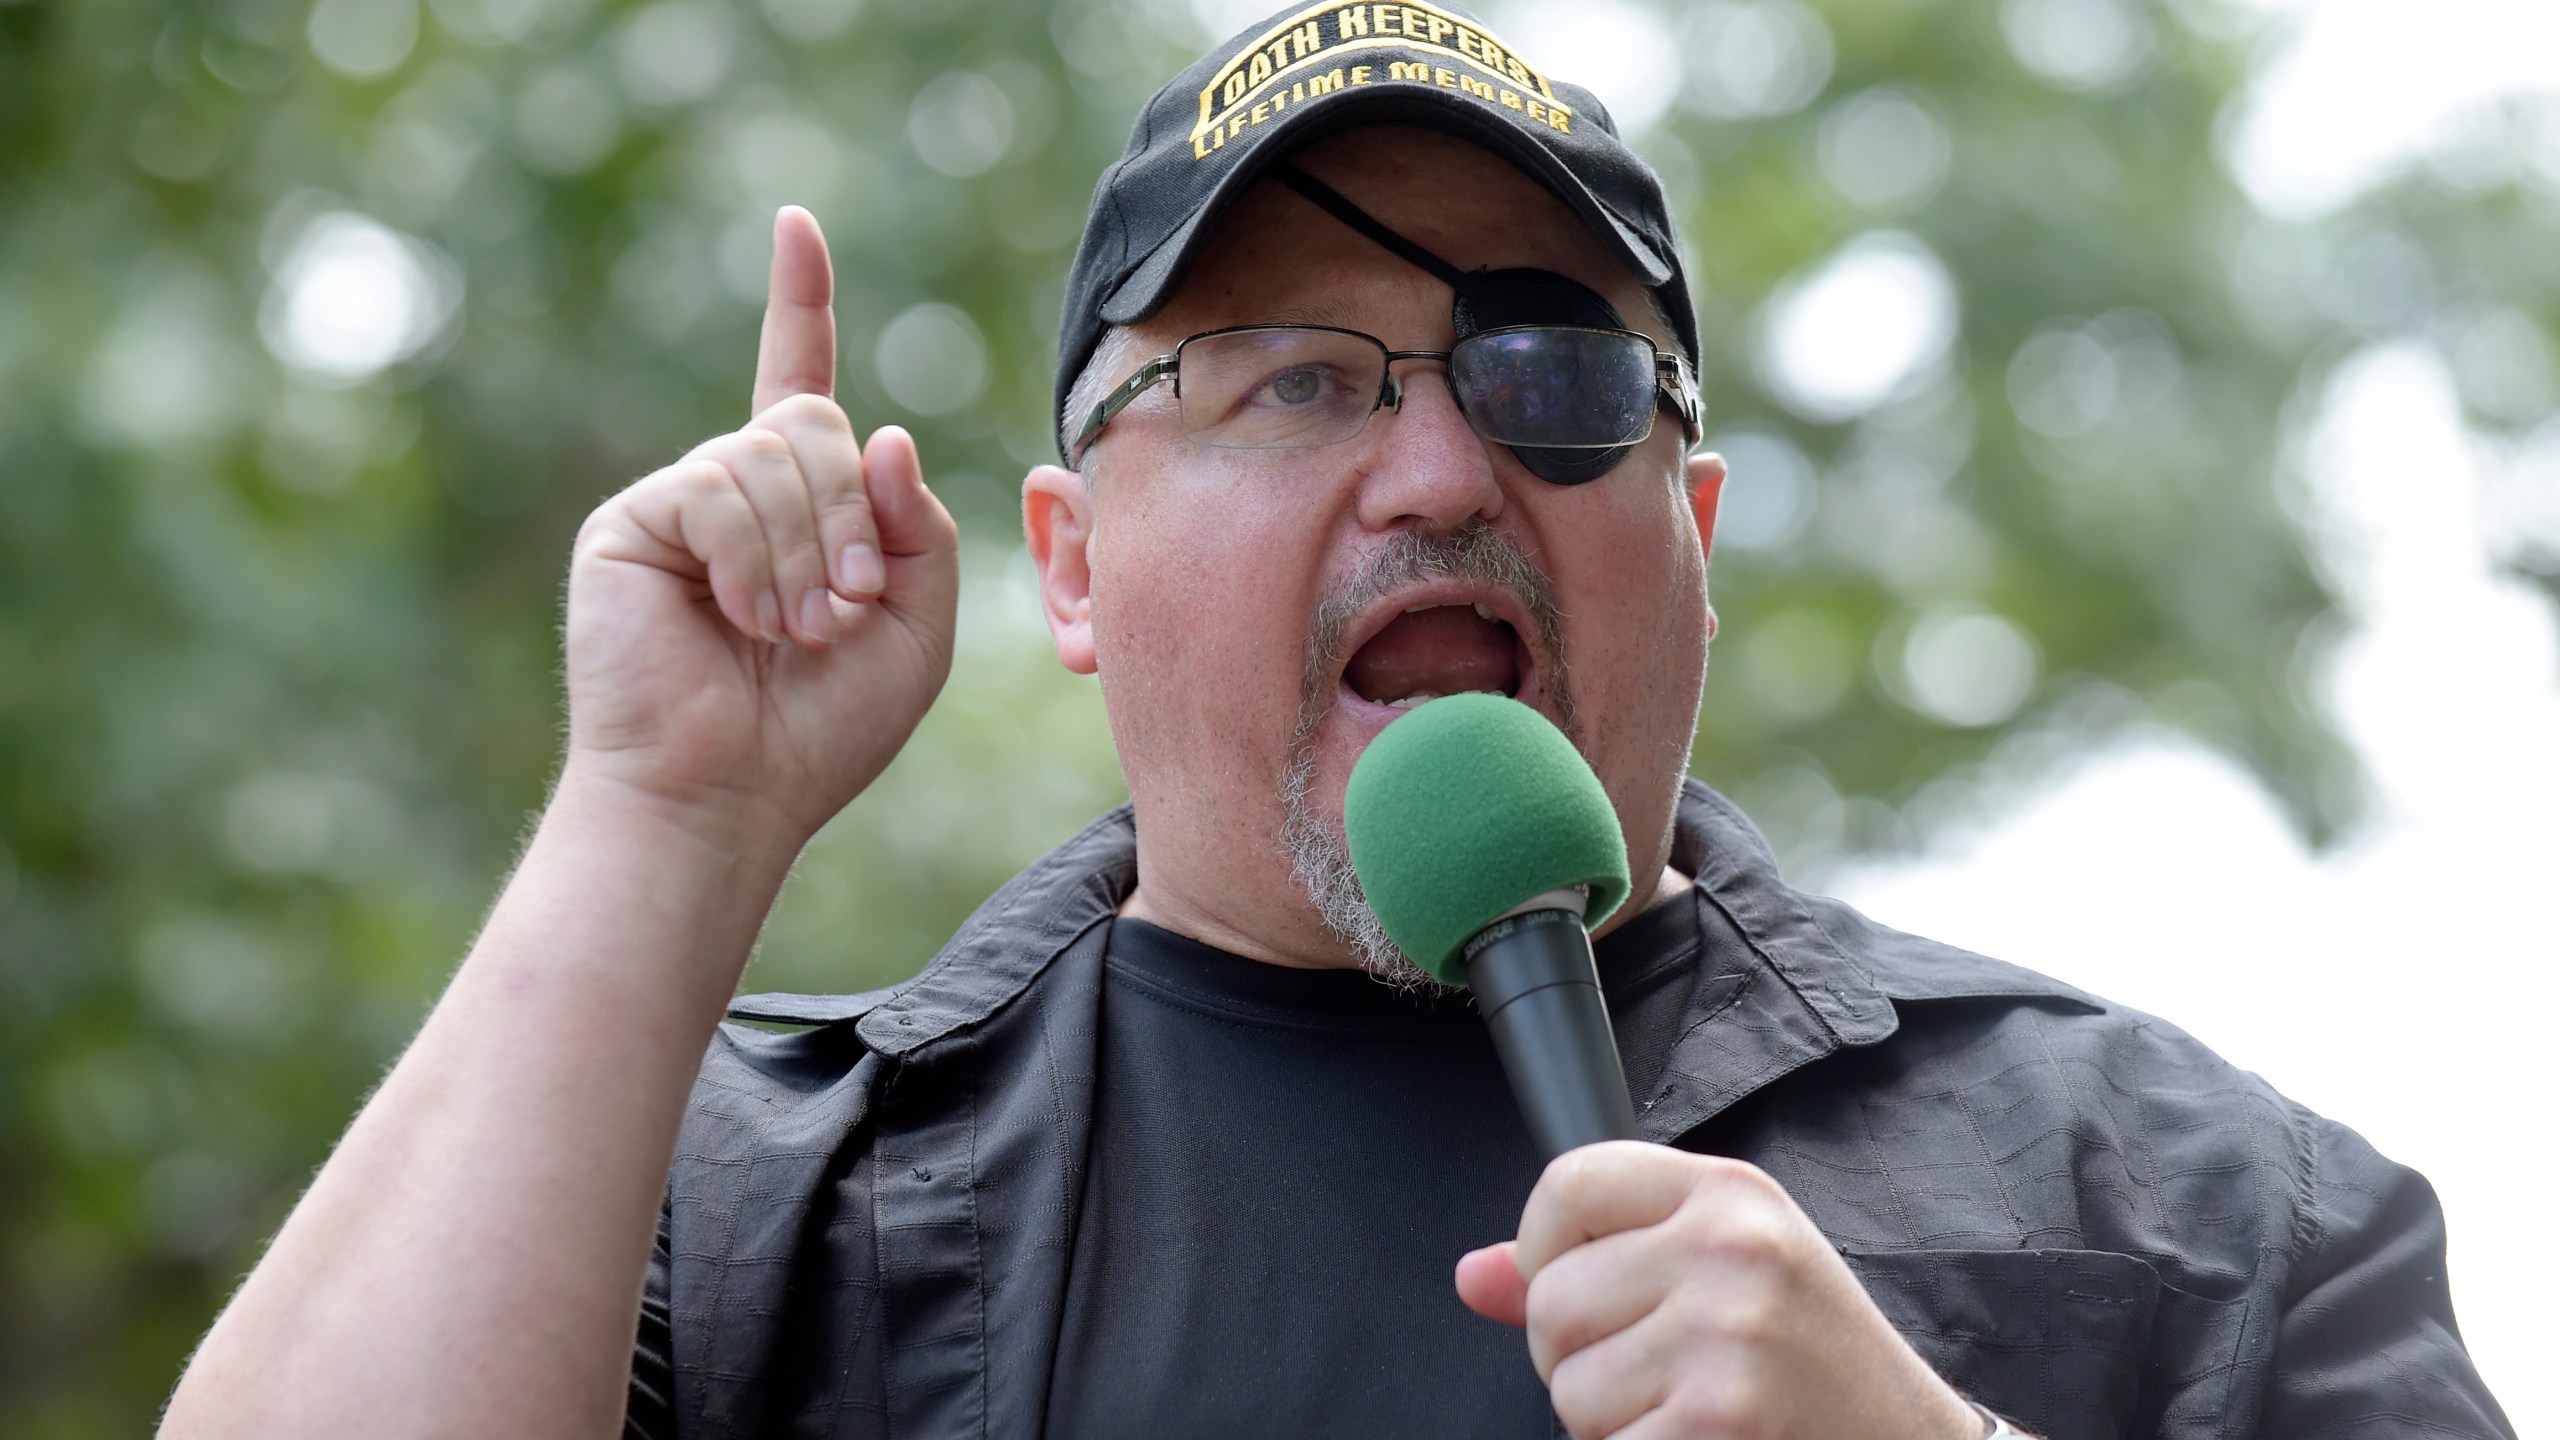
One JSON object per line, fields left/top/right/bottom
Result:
{"left": 163, "top": 767, "right": 801, "bottom": 1440}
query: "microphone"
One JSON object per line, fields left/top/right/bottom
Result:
{"left": 1343, "top": 693, "right": 1640, "bottom": 1159}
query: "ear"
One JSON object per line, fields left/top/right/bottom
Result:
{"left": 1686, "top": 450, "right": 1726, "bottom": 559}
{"left": 1687, "top": 451, "right": 1726, "bottom": 644}
{"left": 1022, "top": 464, "right": 1099, "bottom": 676}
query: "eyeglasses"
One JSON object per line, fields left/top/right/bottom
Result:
{"left": 1069, "top": 323, "right": 1702, "bottom": 465}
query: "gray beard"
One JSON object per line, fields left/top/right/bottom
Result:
{"left": 1277, "top": 523, "right": 1577, "bottom": 993}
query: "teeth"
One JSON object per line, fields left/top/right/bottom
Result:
{"left": 1472, "top": 602, "right": 1496, "bottom": 621}
{"left": 1386, "top": 690, "right": 1441, "bottom": 710}
{"left": 1404, "top": 603, "right": 1435, "bottom": 614}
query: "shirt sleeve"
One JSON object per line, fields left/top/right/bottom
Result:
{"left": 623, "top": 1204, "right": 676, "bottom": 1440}
{"left": 2261, "top": 1110, "right": 2515, "bottom": 1437}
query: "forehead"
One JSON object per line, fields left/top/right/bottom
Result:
{"left": 1142, "top": 124, "right": 1656, "bottom": 344}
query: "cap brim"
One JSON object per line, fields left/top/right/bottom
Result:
{"left": 1098, "top": 84, "right": 1673, "bottom": 328}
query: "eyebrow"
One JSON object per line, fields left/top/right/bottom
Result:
{"left": 1257, "top": 300, "right": 1365, "bottom": 330}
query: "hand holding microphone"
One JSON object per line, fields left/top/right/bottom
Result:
{"left": 1346, "top": 696, "right": 1997, "bottom": 1440}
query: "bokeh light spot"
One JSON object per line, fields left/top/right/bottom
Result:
{"left": 876, "top": 303, "right": 989, "bottom": 417}
{"left": 308, "top": 0, "right": 421, "bottom": 79}
{"left": 258, "top": 211, "right": 461, "bottom": 384}
{"left": 1887, "top": 605, "right": 2042, "bottom": 727}
{"left": 1707, "top": 424, "right": 1818, "bottom": 551}
{"left": 1678, "top": 0, "right": 1834, "bottom": 121}
{"left": 1816, "top": 86, "right": 1951, "bottom": 214}
{"left": 615, "top": 0, "right": 736, "bottom": 108}
{"left": 1486, "top": 0, "right": 1681, "bottom": 140}
{"left": 908, "top": 72, "right": 1015, "bottom": 179}
{"left": 1757, "top": 230, "right": 1959, "bottom": 423}
{"left": 2001, "top": 0, "right": 2154, "bottom": 94}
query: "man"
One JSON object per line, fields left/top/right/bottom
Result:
{"left": 164, "top": 5, "right": 2511, "bottom": 1438}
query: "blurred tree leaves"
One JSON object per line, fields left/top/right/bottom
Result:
{"left": 0, "top": 0, "right": 2553, "bottom": 1430}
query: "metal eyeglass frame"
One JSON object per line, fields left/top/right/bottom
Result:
{"left": 1069, "top": 322, "right": 1703, "bottom": 466}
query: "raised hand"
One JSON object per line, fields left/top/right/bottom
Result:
{"left": 563, "top": 206, "right": 961, "bottom": 845}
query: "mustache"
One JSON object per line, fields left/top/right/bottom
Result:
{"left": 1295, "top": 522, "right": 1575, "bottom": 736}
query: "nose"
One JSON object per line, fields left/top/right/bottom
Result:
{"left": 1352, "top": 358, "right": 1506, "bottom": 534}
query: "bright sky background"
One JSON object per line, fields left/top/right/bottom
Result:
{"left": 1827, "top": 0, "right": 2560, "bottom": 1428}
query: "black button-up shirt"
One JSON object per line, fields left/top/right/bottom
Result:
{"left": 626, "top": 779, "right": 2514, "bottom": 1438}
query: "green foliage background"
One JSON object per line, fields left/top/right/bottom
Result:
{"left": 1, "top": 0, "right": 2553, "bottom": 1429}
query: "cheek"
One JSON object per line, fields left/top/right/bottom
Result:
{"left": 1545, "top": 483, "right": 1712, "bottom": 765}
{"left": 1087, "top": 490, "right": 1320, "bottom": 772}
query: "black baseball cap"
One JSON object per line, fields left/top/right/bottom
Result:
{"left": 1052, "top": 0, "right": 1698, "bottom": 461}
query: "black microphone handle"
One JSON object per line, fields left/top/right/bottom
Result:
{"left": 1462, "top": 907, "right": 1639, "bottom": 1160}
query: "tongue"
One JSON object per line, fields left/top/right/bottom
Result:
{"left": 1344, "top": 606, "right": 1521, "bottom": 705}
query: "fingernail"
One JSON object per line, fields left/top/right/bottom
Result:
{"left": 799, "top": 587, "right": 836, "bottom": 642}
{"left": 840, "top": 542, "right": 885, "bottom": 596}
{"left": 755, "top": 589, "right": 785, "bottom": 643}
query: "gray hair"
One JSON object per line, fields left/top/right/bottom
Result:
{"left": 1058, "top": 326, "right": 1143, "bottom": 474}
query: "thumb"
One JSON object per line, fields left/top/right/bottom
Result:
{"left": 1455, "top": 1242, "right": 1528, "bottom": 1328}
{"left": 862, "top": 425, "right": 958, "bottom": 606}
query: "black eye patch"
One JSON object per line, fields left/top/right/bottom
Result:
{"left": 1450, "top": 268, "right": 1635, "bottom": 484}
{"left": 1269, "top": 163, "right": 1648, "bottom": 484}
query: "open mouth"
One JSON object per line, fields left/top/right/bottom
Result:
{"left": 1338, "top": 591, "right": 1537, "bottom": 713}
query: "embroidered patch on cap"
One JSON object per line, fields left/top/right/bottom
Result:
{"left": 1190, "top": 2, "right": 1574, "bottom": 160}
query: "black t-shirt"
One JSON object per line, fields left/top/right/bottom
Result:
{"left": 1042, "top": 896, "right": 1704, "bottom": 1438}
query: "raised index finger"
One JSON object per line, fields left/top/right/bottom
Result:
{"left": 752, "top": 205, "right": 836, "bottom": 418}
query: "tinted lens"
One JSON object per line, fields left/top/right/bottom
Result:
{"left": 1451, "top": 327, "right": 1658, "bottom": 449}
{"left": 1177, "top": 328, "right": 1388, "bottom": 450}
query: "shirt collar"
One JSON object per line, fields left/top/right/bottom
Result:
{"left": 729, "top": 776, "right": 2098, "bottom": 1065}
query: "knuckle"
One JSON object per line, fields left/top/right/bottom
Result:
{"left": 1543, "top": 1144, "right": 1610, "bottom": 1198}
{"left": 1702, "top": 1211, "right": 1795, "bottom": 1277}
{"left": 737, "top": 428, "right": 796, "bottom": 467}
{"left": 1521, "top": 1270, "right": 1578, "bottom": 1342}
{"left": 1663, "top": 1376, "right": 1751, "bottom": 1435}
{"left": 772, "top": 391, "right": 850, "bottom": 433}
{"left": 815, "top": 486, "right": 876, "bottom": 522}
{"left": 1545, "top": 1368, "right": 1606, "bottom": 1439}
{"left": 773, "top": 533, "right": 825, "bottom": 574}
{"left": 675, "top": 459, "right": 735, "bottom": 503}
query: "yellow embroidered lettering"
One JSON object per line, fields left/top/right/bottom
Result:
{"left": 1373, "top": 4, "right": 1398, "bottom": 35}
{"left": 1291, "top": 80, "right": 1304, "bottom": 102}
{"left": 1248, "top": 51, "right": 1272, "bottom": 86}
{"left": 1388, "top": 61, "right": 1430, "bottom": 82}
{"left": 1335, "top": 5, "right": 1366, "bottom": 38}
{"left": 1548, "top": 109, "right": 1569, "bottom": 132}
{"left": 1434, "top": 66, "right": 1456, "bottom": 86}
{"left": 1309, "top": 68, "right": 1345, "bottom": 95}
{"left": 1526, "top": 100, "right": 1546, "bottom": 122}
{"left": 1401, "top": 7, "right": 1427, "bottom": 41}
{"left": 1289, "top": 19, "right": 1321, "bottom": 59}
{"left": 1350, "top": 64, "right": 1371, "bottom": 84}
{"left": 1505, "top": 55, "right": 1529, "bottom": 84}
{"left": 1425, "top": 15, "right": 1454, "bottom": 45}
{"left": 1499, "top": 88, "right": 1521, "bottom": 108}
{"left": 1251, "top": 100, "right": 1269, "bottom": 124}
{"left": 1224, "top": 73, "right": 1248, "bottom": 106}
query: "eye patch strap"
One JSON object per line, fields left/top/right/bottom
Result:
{"left": 1269, "top": 163, "right": 1470, "bottom": 289}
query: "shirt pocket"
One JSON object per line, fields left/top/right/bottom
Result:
{"left": 1840, "top": 1247, "right": 2247, "bottom": 1440}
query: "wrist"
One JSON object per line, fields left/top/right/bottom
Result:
{"left": 550, "top": 755, "right": 813, "bottom": 882}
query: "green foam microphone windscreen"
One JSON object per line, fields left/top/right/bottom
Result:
{"left": 1342, "top": 693, "right": 1631, "bottom": 985}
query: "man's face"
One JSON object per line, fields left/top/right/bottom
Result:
{"left": 1028, "top": 125, "right": 1718, "bottom": 973}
